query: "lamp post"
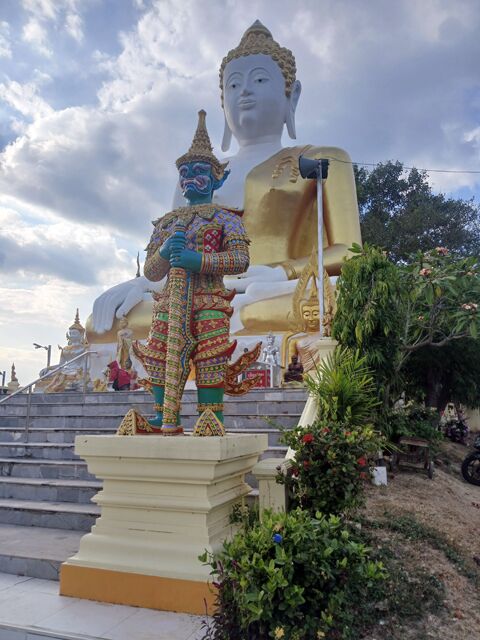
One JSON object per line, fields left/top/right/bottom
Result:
{"left": 298, "top": 156, "right": 329, "bottom": 338}
{"left": 33, "top": 343, "right": 52, "bottom": 368}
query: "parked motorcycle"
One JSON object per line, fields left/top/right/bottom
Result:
{"left": 445, "top": 417, "right": 469, "bottom": 445}
{"left": 461, "top": 434, "right": 480, "bottom": 486}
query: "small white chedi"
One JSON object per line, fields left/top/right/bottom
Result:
{"left": 36, "top": 310, "right": 89, "bottom": 393}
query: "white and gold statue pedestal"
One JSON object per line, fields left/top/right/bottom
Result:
{"left": 60, "top": 433, "right": 267, "bottom": 615}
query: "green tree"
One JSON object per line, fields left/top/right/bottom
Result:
{"left": 333, "top": 245, "right": 480, "bottom": 406}
{"left": 332, "top": 244, "right": 404, "bottom": 403}
{"left": 356, "top": 161, "right": 480, "bottom": 262}
{"left": 404, "top": 338, "right": 480, "bottom": 410}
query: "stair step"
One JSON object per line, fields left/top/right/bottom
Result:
{"left": 1, "top": 388, "right": 308, "bottom": 403}
{"left": 0, "top": 426, "right": 283, "bottom": 443}
{"left": 0, "top": 427, "right": 284, "bottom": 455}
{"left": 0, "top": 477, "right": 101, "bottom": 503}
{"left": 0, "top": 400, "right": 306, "bottom": 415}
{"left": 0, "top": 498, "right": 100, "bottom": 530}
{"left": 0, "top": 429, "right": 117, "bottom": 443}
{"left": 0, "top": 443, "right": 79, "bottom": 460}
{"left": 0, "top": 523, "right": 82, "bottom": 580}
{"left": 0, "top": 457, "right": 94, "bottom": 481}
{"left": 0, "top": 415, "right": 300, "bottom": 431}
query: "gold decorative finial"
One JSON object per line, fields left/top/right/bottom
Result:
{"left": 69, "top": 308, "right": 85, "bottom": 333}
{"left": 219, "top": 20, "right": 296, "bottom": 105}
{"left": 306, "top": 277, "right": 319, "bottom": 306}
{"left": 176, "top": 110, "right": 227, "bottom": 179}
{"left": 10, "top": 363, "right": 18, "bottom": 382}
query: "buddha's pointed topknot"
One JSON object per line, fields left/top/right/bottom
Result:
{"left": 219, "top": 20, "right": 296, "bottom": 105}
{"left": 244, "top": 20, "right": 272, "bottom": 39}
{"left": 176, "top": 110, "right": 227, "bottom": 179}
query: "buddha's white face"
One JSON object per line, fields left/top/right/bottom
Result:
{"left": 223, "top": 54, "right": 288, "bottom": 144}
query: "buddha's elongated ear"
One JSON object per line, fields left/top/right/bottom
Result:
{"left": 221, "top": 113, "right": 233, "bottom": 151}
{"left": 285, "top": 80, "right": 302, "bottom": 140}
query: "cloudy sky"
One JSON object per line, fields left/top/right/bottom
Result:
{"left": 1, "top": 0, "right": 479, "bottom": 384}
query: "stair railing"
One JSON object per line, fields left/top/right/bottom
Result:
{"left": 0, "top": 351, "right": 97, "bottom": 443}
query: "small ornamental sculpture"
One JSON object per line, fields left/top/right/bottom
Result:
{"left": 117, "top": 110, "right": 261, "bottom": 437}
{"left": 7, "top": 363, "right": 20, "bottom": 394}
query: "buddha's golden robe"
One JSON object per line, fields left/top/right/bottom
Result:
{"left": 86, "top": 145, "right": 361, "bottom": 343}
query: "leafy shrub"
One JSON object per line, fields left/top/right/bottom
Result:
{"left": 305, "top": 347, "right": 380, "bottom": 425}
{"left": 279, "top": 421, "right": 385, "bottom": 516}
{"left": 378, "top": 403, "right": 441, "bottom": 444}
{"left": 200, "top": 509, "right": 385, "bottom": 640}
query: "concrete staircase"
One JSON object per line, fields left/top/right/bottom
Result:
{"left": 0, "top": 388, "right": 306, "bottom": 580}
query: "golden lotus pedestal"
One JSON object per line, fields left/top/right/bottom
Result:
{"left": 60, "top": 433, "right": 268, "bottom": 615}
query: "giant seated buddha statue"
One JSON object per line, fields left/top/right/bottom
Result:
{"left": 87, "top": 21, "right": 361, "bottom": 350}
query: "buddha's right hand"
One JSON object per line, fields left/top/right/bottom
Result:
{"left": 224, "top": 264, "right": 287, "bottom": 293}
{"left": 92, "top": 276, "right": 164, "bottom": 333}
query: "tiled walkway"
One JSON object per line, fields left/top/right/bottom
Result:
{"left": 0, "top": 573, "right": 206, "bottom": 640}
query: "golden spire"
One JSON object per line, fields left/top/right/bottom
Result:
{"left": 176, "top": 110, "right": 227, "bottom": 179}
{"left": 219, "top": 20, "right": 297, "bottom": 105}
{"left": 305, "top": 277, "right": 319, "bottom": 306}
{"left": 69, "top": 308, "right": 85, "bottom": 333}
{"left": 10, "top": 362, "right": 17, "bottom": 382}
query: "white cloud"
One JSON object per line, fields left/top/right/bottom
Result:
{"left": 0, "top": 79, "right": 53, "bottom": 120}
{"left": 22, "top": 18, "right": 52, "bottom": 57}
{"left": 0, "top": 207, "right": 135, "bottom": 285}
{"left": 22, "top": 0, "right": 58, "bottom": 21}
{"left": 0, "top": 21, "right": 12, "bottom": 58}
{"left": 65, "top": 12, "right": 83, "bottom": 43}
{"left": 0, "top": 278, "right": 100, "bottom": 384}
{"left": 21, "top": 0, "right": 88, "bottom": 49}
{"left": 2, "top": 0, "right": 479, "bottom": 243}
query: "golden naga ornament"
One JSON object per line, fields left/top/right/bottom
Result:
{"left": 116, "top": 408, "right": 153, "bottom": 435}
{"left": 219, "top": 20, "right": 296, "bottom": 104}
{"left": 193, "top": 409, "right": 226, "bottom": 437}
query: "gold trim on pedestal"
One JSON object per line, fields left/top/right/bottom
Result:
{"left": 60, "top": 565, "right": 216, "bottom": 615}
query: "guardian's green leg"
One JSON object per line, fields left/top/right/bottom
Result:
{"left": 149, "top": 384, "right": 164, "bottom": 427}
{"left": 197, "top": 387, "right": 224, "bottom": 423}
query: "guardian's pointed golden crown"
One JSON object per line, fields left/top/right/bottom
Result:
{"left": 175, "top": 110, "right": 227, "bottom": 179}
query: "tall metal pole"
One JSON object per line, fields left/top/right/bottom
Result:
{"left": 47, "top": 345, "right": 51, "bottom": 368}
{"left": 299, "top": 156, "right": 329, "bottom": 340}
{"left": 317, "top": 175, "right": 324, "bottom": 339}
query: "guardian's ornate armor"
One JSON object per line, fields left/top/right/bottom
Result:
{"left": 135, "top": 203, "right": 250, "bottom": 394}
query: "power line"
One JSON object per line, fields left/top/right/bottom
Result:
{"left": 324, "top": 156, "right": 480, "bottom": 175}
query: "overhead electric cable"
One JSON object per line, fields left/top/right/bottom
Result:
{"left": 324, "top": 156, "right": 480, "bottom": 175}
